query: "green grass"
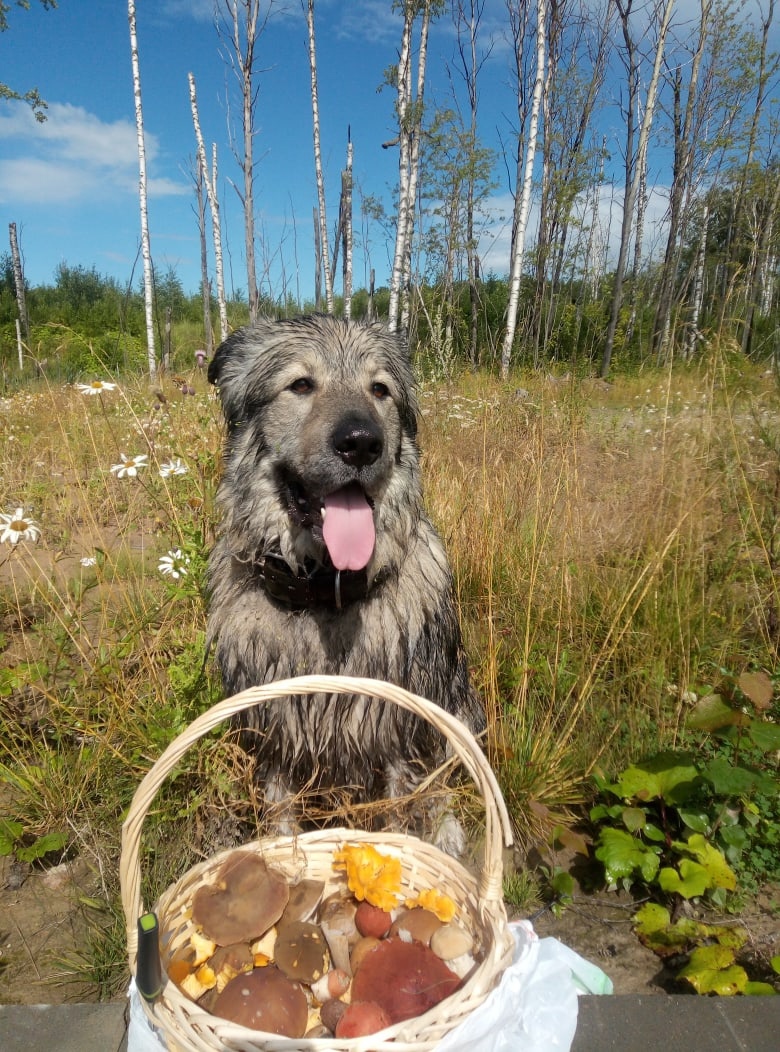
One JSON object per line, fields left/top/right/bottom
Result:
{"left": 0, "top": 341, "right": 778, "bottom": 996}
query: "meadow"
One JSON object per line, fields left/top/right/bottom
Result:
{"left": 0, "top": 341, "right": 778, "bottom": 998}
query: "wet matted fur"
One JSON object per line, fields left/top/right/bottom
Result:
{"left": 206, "top": 315, "right": 484, "bottom": 849}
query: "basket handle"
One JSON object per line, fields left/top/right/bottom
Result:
{"left": 121, "top": 675, "right": 513, "bottom": 959}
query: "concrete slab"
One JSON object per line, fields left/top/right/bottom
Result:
{"left": 1, "top": 995, "right": 778, "bottom": 1051}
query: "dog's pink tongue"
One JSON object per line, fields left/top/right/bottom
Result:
{"left": 322, "top": 485, "right": 375, "bottom": 571}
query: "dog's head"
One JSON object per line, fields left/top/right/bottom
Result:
{"left": 208, "top": 315, "right": 422, "bottom": 573}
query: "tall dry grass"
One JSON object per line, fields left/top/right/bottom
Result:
{"left": 0, "top": 343, "right": 778, "bottom": 993}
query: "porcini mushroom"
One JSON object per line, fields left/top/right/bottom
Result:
{"left": 211, "top": 965, "right": 308, "bottom": 1036}
{"left": 192, "top": 852, "right": 289, "bottom": 946}
{"left": 274, "top": 921, "right": 329, "bottom": 983}
{"left": 351, "top": 937, "right": 460, "bottom": 1023}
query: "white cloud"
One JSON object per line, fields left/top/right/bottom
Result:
{"left": 477, "top": 183, "right": 671, "bottom": 278}
{"left": 0, "top": 101, "right": 188, "bottom": 205}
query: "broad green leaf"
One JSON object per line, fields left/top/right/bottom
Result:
{"left": 771, "top": 955, "right": 780, "bottom": 976}
{"left": 16, "top": 831, "right": 67, "bottom": 862}
{"left": 737, "top": 671, "right": 773, "bottom": 711}
{"left": 610, "top": 752, "right": 700, "bottom": 805}
{"left": 747, "top": 720, "right": 780, "bottom": 752}
{"left": 643, "top": 823, "right": 667, "bottom": 842}
{"left": 632, "top": 902, "right": 670, "bottom": 936}
{"left": 702, "top": 757, "right": 775, "bottom": 797}
{"left": 595, "top": 827, "right": 660, "bottom": 885}
{"left": 719, "top": 824, "right": 748, "bottom": 850}
{"left": 678, "top": 946, "right": 747, "bottom": 995}
{"left": 658, "top": 859, "right": 710, "bottom": 898}
{"left": 678, "top": 810, "right": 710, "bottom": 834}
{"left": 680, "top": 834, "right": 737, "bottom": 891}
{"left": 0, "top": 819, "right": 23, "bottom": 856}
{"left": 743, "top": 982, "right": 777, "bottom": 996}
{"left": 621, "top": 806, "right": 647, "bottom": 832}
{"left": 687, "top": 693, "right": 749, "bottom": 732}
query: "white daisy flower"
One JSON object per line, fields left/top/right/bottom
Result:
{"left": 110, "top": 453, "right": 148, "bottom": 478}
{"left": 0, "top": 507, "right": 41, "bottom": 545}
{"left": 80, "top": 556, "right": 98, "bottom": 567}
{"left": 159, "top": 457, "right": 188, "bottom": 478}
{"left": 77, "top": 380, "right": 118, "bottom": 395}
{"left": 158, "top": 549, "right": 190, "bottom": 579}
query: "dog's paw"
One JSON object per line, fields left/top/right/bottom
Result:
{"left": 432, "top": 811, "right": 468, "bottom": 859}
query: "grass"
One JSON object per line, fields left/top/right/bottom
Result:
{"left": 0, "top": 340, "right": 778, "bottom": 997}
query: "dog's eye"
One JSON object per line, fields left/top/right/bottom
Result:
{"left": 289, "top": 377, "right": 314, "bottom": 395}
{"left": 371, "top": 382, "right": 390, "bottom": 400}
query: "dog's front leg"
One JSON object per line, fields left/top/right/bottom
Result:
{"left": 262, "top": 773, "right": 301, "bottom": 837}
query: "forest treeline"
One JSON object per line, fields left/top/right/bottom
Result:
{"left": 2, "top": 0, "right": 779, "bottom": 384}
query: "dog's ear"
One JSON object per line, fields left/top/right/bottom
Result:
{"left": 207, "top": 328, "right": 246, "bottom": 386}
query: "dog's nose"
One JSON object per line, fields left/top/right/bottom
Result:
{"left": 332, "top": 417, "right": 383, "bottom": 467}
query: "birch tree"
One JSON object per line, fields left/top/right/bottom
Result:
{"left": 599, "top": 0, "right": 675, "bottom": 378}
{"left": 387, "top": 1, "right": 441, "bottom": 335}
{"left": 304, "top": 0, "right": 333, "bottom": 313}
{"left": 127, "top": 0, "right": 156, "bottom": 380}
{"left": 501, "top": 0, "right": 546, "bottom": 378}
{"left": 219, "top": 0, "right": 271, "bottom": 323}
{"left": 189, "top": 72, "right": 229, "bottom": 341}
{"left": 193, "top": 158, "right": 214, "bottom": 358}
{"left": 8, "top": 222, "right": 28, "bottom": 339}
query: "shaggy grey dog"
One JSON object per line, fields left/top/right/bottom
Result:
{"left": 206, "top": 314, "right": 483, "bottom": 850}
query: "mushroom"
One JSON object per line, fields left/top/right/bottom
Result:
{"left": 430, "top": 922, "right": 473, "bottom": 961}
{"left": 310, "top": 967, "right": 351, "bottom": 1003}
{"left": 281, "top": 879, "right": 325, "bottom": 925}
{"left": 274, "top": 921, "right": 329, "bottom": 983}
{"left": 390, "top": 908, "right": 443, "bottom": 946}
{"left": 319, "top": 893, "right": 359, "bottom": 974}
{"left": 211, "top": 965, "right": 308, "bottom": 1036}
{"left": 320, "top": 997, "right": 348, "bottom": 1034}
{"left": 335, "top": 1001, "right": 392, "bottom": 1038}
{"left": 351, "top": 937, "right": 460, "bottom": 1023}
{"left": 355, "top": 901, "right": 392, "bottom": 939}
{"left": 207, "top": 942, "right": 254, "bottom": 993}
{"left": 192, "top": 852, "right": 289, "bottom": 946}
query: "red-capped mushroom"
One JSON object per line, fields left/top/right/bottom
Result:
{"left": 351, "top": 937, "right": 460, "bottom": 1023}
{"left": 335, "top": 1001, "right": 392, "bottom": 1038}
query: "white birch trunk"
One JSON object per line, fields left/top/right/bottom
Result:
{"left": 128, "top": 0, "right": 156, "bottom": 380}
{"left": 188, "top": 72, "right": 229, "bottom": 341}
{"left": 501, "top": 0, "right": 547, "bottom": 379}
{"left": 8, "top": 222, "right": 28, "bottom": 338}
{"left": 600, "top": 0, "right": 675, "bottom": 377}
{"left": 305, "top": 0, "right": 333, "bottom": 313}
{"left": 194, "top": 157, "right": 214, "bottom": 357}
{"left": 343, "top": 136, "right": 354, "bottom": 320}
{"left": 684, "top": 203, "right": 708, "bottom": 359}
{"left": 387, "top": 9, "right": 414, "bottom": 334}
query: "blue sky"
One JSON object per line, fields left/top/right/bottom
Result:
{"left": 0, "top": 0, "right": 776, "bottom": 302}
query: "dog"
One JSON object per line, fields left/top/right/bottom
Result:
{"left": 206, "top": 314, "right": 484, "bottom": 852}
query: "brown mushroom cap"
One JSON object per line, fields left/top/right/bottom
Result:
{"left": 351, "top": 937, "right": 460, "bottom": 1023}
{"left": 211, "top": 965, "right": 308, "bottom": 1036}
{"left": 281, "top": 879, "right": 325, "bottom": 925}
{"left": 274, "top": 921, "right": 329, "bottom": 983}
{"left": 192, "top": 852, "right": 289, "bottom": 946}
{"left": 390, "top": 908, "right": 443, "bottom": 946}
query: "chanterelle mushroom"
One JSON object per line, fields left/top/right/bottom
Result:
{"left": 192, "top": 852, "right": 289, "bottom": 945}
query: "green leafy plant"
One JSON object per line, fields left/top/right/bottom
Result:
{"left": 0, "top": 817, "right": 67, "bottom": 864}
{"left": 589, "top": 669, "right": 779, "bottom": 994}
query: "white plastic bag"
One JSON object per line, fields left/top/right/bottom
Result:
{"left": 436, "top": 920, "right": 613, "bottom": 1052}
{"left": 127, "top": 921, "right": 612, "bottom": 1052}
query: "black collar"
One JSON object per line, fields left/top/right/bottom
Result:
{"left": 256, "top": 551, "right": 385, "bottom": 610}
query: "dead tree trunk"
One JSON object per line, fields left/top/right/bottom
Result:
{"left": 127, "top": 0, "right": 156, "bottom": 380}
{"left": 8, "top": 222, "right": 28, "bottom": 339}
{"left": 501, "top": 0, "right": 546, "bottom": 378}
{"left": 304, "top": 0, "right": 333, "bottom": 313}
{"left": 600, "top": 0, "right": 675, "bottom": 378}
{"left": 189, "top": 72, "right": 229, "bottom": 341}
{"left": 194, "top": 157, "right": 214, "bottom": 357}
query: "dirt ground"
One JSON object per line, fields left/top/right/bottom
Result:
{"left": 2, "top": 848, "right": 778, "bottom": 1005}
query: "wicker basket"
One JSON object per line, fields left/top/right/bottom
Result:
{"left": 121, "top": 675, "right": 515, "bottom": 1051}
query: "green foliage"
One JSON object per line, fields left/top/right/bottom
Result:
{"left": 590, "top": 666, "right": 779, "bottom": 994}
{"left": 0, "top": 817, "right": 67, "bottom": 863}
